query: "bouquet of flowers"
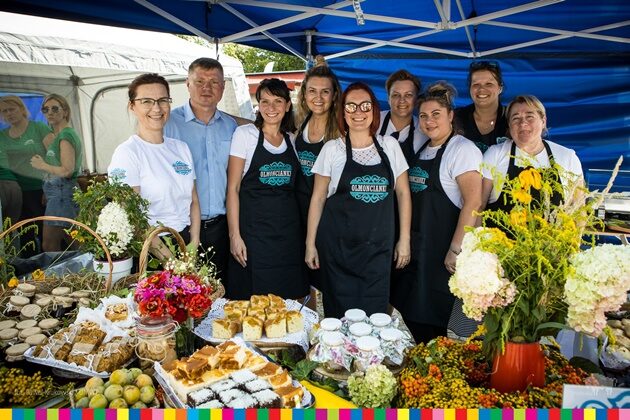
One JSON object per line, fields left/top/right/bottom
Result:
{"left": 134, "top": 245, "right": 218, "bottom": 323}
{"left": 71, "top": 178, "right": 150, "bottom": 260}
{"left": 449, "top": 157, "right": 629, "bottom": 357}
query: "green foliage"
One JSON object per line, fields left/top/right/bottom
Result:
{"left": 0, "top": 218, "right": 37, "bottom": 283}
{"left": 70, "top": 178, "right": 150, "bottom": 260}
{"left": 223, "top": 43, "right": 305, "bottom": 73}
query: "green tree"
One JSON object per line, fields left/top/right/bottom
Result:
{"left": 223, "top": 43, "right": 305, "bottom": 73}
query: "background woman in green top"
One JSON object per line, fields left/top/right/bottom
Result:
{"left": 0, "top": 95, "right": 50, "bottom": 254}
{"left": 30, "top": 94, "right": 82, "bottom": 252}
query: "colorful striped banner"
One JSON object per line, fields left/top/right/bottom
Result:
{"left": 0, "top": 409, "right": 628, "bottom": 420}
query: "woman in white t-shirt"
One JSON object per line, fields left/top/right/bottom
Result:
{"left": 108, "top": 73, "right": 200, "bottom": 248}
{"left": 482, "top": 95, "right": 583, "bottom": 209}
{"left": 390, "top": 82, "right": 483, "bottom": 344}
{"left": 306, "top": 82, "right": 412, "bottom": 318}
{"left": 226, "top": 78, "right": 308, "bottom": 300}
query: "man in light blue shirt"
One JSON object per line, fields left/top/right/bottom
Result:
{"left": 165, "top": 58, "right": 238, "bottom": 280}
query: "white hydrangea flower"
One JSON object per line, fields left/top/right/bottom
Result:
{"left": 565, "top": 244, "right": 630, "bottom": 336}
{"left": 449, "top": 229, "right": 516, "bottom": 321}
{"left": 95, "top": 202, "right": 133, "bottom": 259}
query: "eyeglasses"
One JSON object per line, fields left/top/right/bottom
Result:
{"left": 344, "top": 101, "right": 372, "bottom": 113}
{"left": 133, "top": 97, "right": 172, "bottom": 108}
{"left": 470, "top": 61, "right": 500, "bottom": 71}
{"left": 41, "top": 105, "right": 61, "bottom": 114}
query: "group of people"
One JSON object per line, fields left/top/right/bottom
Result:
{"left": 1, "top": 57, "right": 583, "bottom": 345}
{"left": 0, "top": 94, "right": 82, "bottom": 253}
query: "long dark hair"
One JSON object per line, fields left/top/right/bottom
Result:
{"left": 296, "top": 65, "right": 342, "bottom": 142}
{"left": 254, "top": 78, "right": 296, "bottom": 133}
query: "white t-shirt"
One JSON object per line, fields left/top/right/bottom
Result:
{"left": 311, "top": 135, "right": 409, "bottom": 198}
{"left": 378, "top": 110, "right": 419, "bottom": 139}
{"left": 296, "top": 120, "right": 325, "bottom": 144}
{"left": 230, "top": 124, "right": 296, "bottom": 175}
{"left": 108, "top": 135, "right": 196, "bottom": 232}
{"left": 482, "top": 139, "right": 583, "bottom": 204}
{"left": 416, "top": 134, "right": 483, "bottom": 208}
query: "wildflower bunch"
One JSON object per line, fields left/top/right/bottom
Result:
{"left": 95, "top": 202, "right": 134, "bottom": 259}
{"left": 450, "top": 159, "right": 609, "bottom": 357}
{"left": 396, "top": 338, "right": 589, "bottom": 408}
{"left": 564, "top": 244, "right": 630, "bottom": 336}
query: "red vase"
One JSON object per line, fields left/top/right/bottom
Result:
{"left": 490, "top": 341, "right": 546, "bottom": 393}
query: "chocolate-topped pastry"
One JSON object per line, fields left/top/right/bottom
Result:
{"left": 209, "top": 379, "right": 236, "bottom": 394}
{"left": 187, "top": 388, "right": 215, "bottom": 407}
{"left": 197, "top": 399, "right": 224, "bottom": 409}
{"left": 230, "top": 369, "right": 257, "bottom": 386}
{"left": 244, "top": 378, "right": 272, "bottom": 393}
{"left": 252, "top": 389, "right": 281, "bottom": 408}
{"left": 177, "top": 358, "right": 208, "bottom": 380}
{"left": 218, "top": 388, "right": 245, "bottom": 404}
{"left": 226, "top": 394, "right": 258, "bottom": 408}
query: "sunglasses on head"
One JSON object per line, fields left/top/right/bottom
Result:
{"left": 344, "top": 101, "right": 372, "bottom": 113}
{"left": 470, "top": 61, "right": 500, "bottom": 71}
{"left": 41, "top": 105, "right": 61, "bottom": 114}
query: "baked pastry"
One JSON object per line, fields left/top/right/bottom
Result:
{"left": 218, "top": 345, "right": 247, "bottom": 369}
{"left": 244, "top": 378, "right": 272, "bottom": 393}
{"left": 264, "top": 314, "right": 286, "bottom": 339}
{"left": 275, "top": 384, "right": 304, "bottom": 408}
{"left": 224, "top": 307, "right": 244, "bottom": 322}
{"left": 242, "top": 353, "right": 268, "bottom": 371}
{"left": 210, "top": 379, "right": 237, "bottom": 394}
{"left": 230, "top": 369, "right": 257, "bottom": 386}
{"left": 197, "top": 399, "right": 224, "bottom": 408}
{"left": 187, "top": 387, "right": 216, "bottom": 407}
{"left": 191, "top": 345, "right": 220, "bottom": 368}
{"left": 177, "top": 357, "right": 208, "bottom": 380}
{"left": 201, "top": 368, "right": 230, "bottom": 384}
{"left": 226, "top": 394, "right": 258, "bottom": 408}
{"left": 224, "top": 300, "right": 249, "bottom": 313}
{"left": 105, "top": 303, "right": 128, "bottom": 321}
{"left": 286, "top": 310, "right": 304, "bottom": 334}
{"left": 252, "top": 389, "right": 281, "bottom": 408}
{"left": 247, "top": 308, "right": 266, "bottom": 319}
{"left": 250, "top": 295, "right": 270, "bottom": 308}
{"left": 219, "top": 388, "right": 246, "bottom": 404}
{"left": 268, "top": 370, "right": 291, "bottom": 389}
{"left": 268, "top": 294, "right": 286, "bottom": 309}
{"left": 212, "top": 319, "right": 239, "bottom": 339}
{"left": 253, "top": 362, "right": 283, "bottom": 379}
{"left": 242, "top": 316, "right": 263, "bottom": 341}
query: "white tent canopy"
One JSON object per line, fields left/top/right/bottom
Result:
{"left": 0, "top": 12, "right": 254, "bottom": 172}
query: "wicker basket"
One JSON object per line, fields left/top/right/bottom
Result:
{"left": 137, "top": 226, "right": 225, "bottom": 302}
{"left": 0, "top": 216, "right": 114, "bottom": 293}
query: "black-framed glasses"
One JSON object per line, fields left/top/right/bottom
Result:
{"left": 41, "top": 105, "right": 61, "bottom": 114}
{"left": 344, "top": 101, "right": 372, "bottom": 113}
{"left": 470, "top": 61, "right": 500, "bottom": 71}
{"left": 133, "top": 97, "right": 172, "bottom": 108}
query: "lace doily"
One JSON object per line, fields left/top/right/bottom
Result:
{"left": 194, "top": 298, "right": 319, "bottom": 352}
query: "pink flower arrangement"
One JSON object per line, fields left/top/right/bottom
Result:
{"left": 134, "top": 270, "right": 213, "bottom": 323}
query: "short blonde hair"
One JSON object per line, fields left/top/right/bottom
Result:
{"left": 507, "top": 95, "right": 546, "bottom": 120}
{"left": 0, "top": 95, "right": 29, "bottom": 121}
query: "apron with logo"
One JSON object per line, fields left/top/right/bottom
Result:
{"left": 317, "top": 135, "right": 395, "bottom": 318}
{"left": 390, "top": 133, "right": 459, "bottom": 327}
{"left": 294, "top": 114, "right": 326, "bottom": 289}
{"left": 226, "top": 129, "right": 308, "bottom": 300}
{"left": 295, "top": 114, "right": 325, "bottom": 226}
{"left": 486, "top": 140, "right": 563, "bottom": 214}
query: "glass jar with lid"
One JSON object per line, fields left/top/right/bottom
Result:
{"left": 353, "top": 336, "right": 384, "bottom": 372}
{"left": 135, "top": 315, "right": 178, "bottom": 373}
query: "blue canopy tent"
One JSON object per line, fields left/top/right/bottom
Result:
{"left": 2, "top": 0, "right": 629, "bottom": 188}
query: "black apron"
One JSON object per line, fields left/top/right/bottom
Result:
{"left": 379, "top": 111, "right": 416, "bottom": 165}
{"left": 487, "top": 140, "right": 563, "bottom": 214}
{"left": 390, "top": 132, "right": 459, "bottom": 327}
{"left": 295, "top": 114, "right": 325, "bottom": 289}
{"left": 226, "top": 129, "right": 308, "bottom": 300}
{"left": 317, "top": 135, "right": 395, "bottom": 318}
